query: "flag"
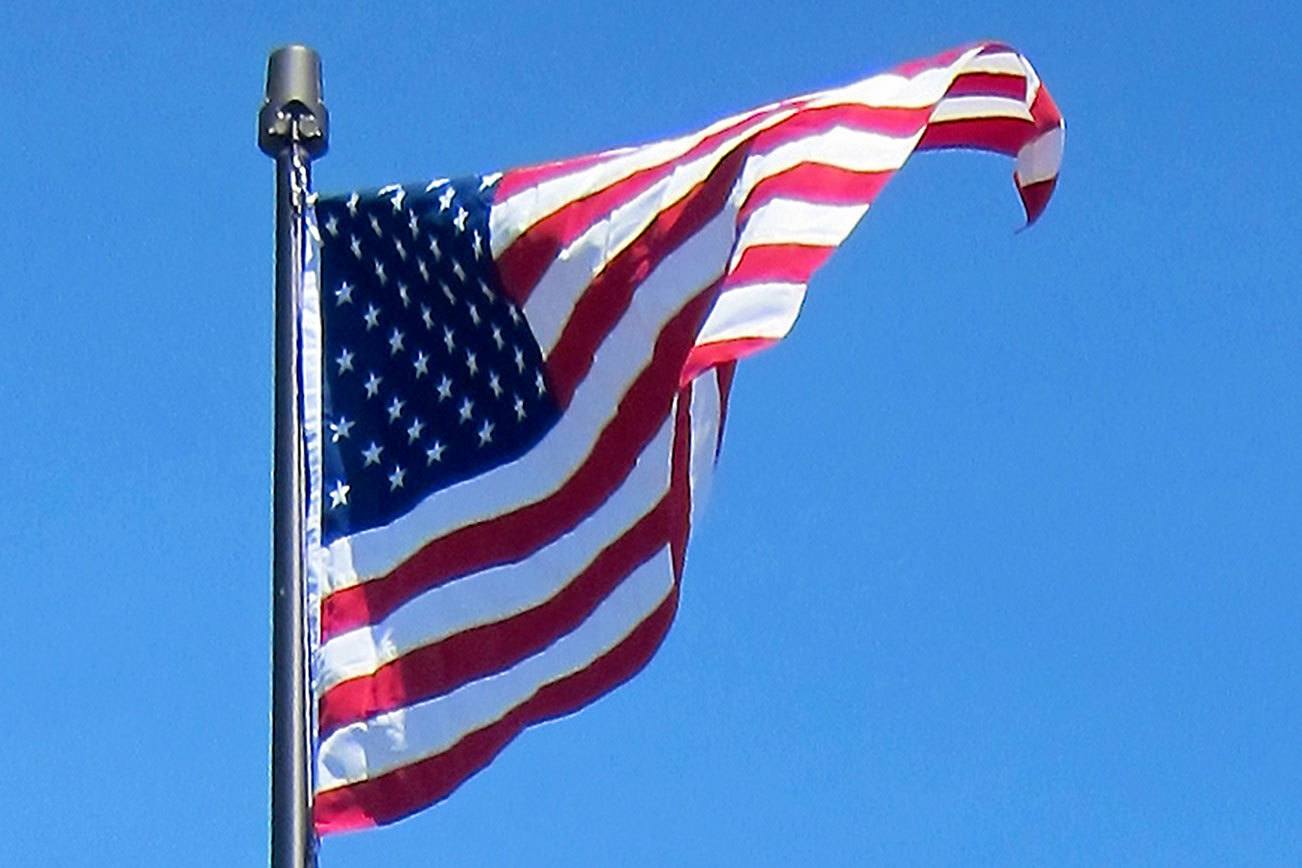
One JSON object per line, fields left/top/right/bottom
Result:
{"left": 300, "top": 41, "right": 1064, "bottom": 834}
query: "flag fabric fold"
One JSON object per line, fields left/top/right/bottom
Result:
{"left": 300, "top": 41, "right": 1064, "bottom": 834}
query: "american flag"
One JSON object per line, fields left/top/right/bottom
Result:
{"left": 300, "top": 42, "right": 1063, "bottom": 834}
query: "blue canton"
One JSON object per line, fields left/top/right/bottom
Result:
{"left": 316, "top": 176, "right": 559, "bottom": 543}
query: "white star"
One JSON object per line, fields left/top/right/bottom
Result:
{"left": 398, "top": 283, "right": 411, "bottom": 308}
{"left": 426, "top": 177, "right": 449, "bottom": 192}
{"left": 350, "top": 235, "right": 362, "bottom": 259}
{"left": 346, "top": 191, "right": 359, "bottom": 216}
{"left": 335, "top": 281, "right": 354, "bottom": 305}
{"left": 488, "top": 371, "right": 502, "bottom": 397}
{"left": 421, "top": 305, "right": 435, "bottom": 330}
{"left": 413, "top": 351, "right": 430, "bottom": 378}
{"left": 479, "top": 279, "right": 495, "bottom": 301}
{"left": 477, "top": 418, "right": 495, "bottom": 447}
{"left": 335, "top": 347, "right": 354, "bottom": 374}
{"left": 458, "top": 397, "right": 474, "bottom": 423}
{"left": 329, "top": 416, "right": 355, "bottom": 442}
{"left": 364, "top": 304, "right": 380, "bottom": 331}
{"left": 513, "top": 394, "right": 527, "bottom": 421}
{"left": 441, "top": 282, "right": 456, "bottom": 304}
{"left": 514, "top": 346, "right": 525, "bottom": 373}
{"left": 388, "top": 465, "right": 407, "bottom": 491}
{"left": 325, "top": 214, "right": 339, "bottom": 237}
{"left": 390, "top": 187, "right": 406, "bottom": 213}
{"left": 329, "top": 480, "right": 350, "bottom": 509}
{"left": 465, "top": 351, "right": 478, "bottom": 376}
{"left": 386, "top": 395, "right": 405, "bottom": 422}
{"left": 426, "top": 440, "right": 446, "bottom": 464}
{"left": 369, "top": 214, "right": 383, "bottom": 237}
{"left": 443, "top": 326, "right": 456, "bottom": 352}
{"left": 418, "top": 259, "right": 430, "bottom": 282}
{"left": 436, "top": 375, "right": 453, "bottom": 402}
{"left": 394, "top": 238, "right": 407, "bottom": 261}
{"left": 472, "top": 230, "right": 484, "bottom": 259}
{"left": 468, "top": 303, "right": 481, "bottom": 326}
{"left": 507, "top": 304, "right": 520, "bottom": 325}
{"left": 388, "top": 328, "right": 405, "bottom": 355}
{"left": 491, "top": 325, "right": 504, "bottom": 349}
{"left": 479, "top": 171, "right": 502, "bottom": 190}
{"left": 363, "top": 372, "right": 382, "bottom": 398}
{"left": 406, "top": 417, "right": 425, "bottom": 443}
{"left": 535, "top": 369, "right": 547, "bottom": 396}
{"left": 453, "top": 207, "right": 469, "bottom": 232}
{"left": 362, "top": 442, "right": 383, "bottom": 466}
{"left": 452, "top": 260, "right": 465, "bottom": 283}
{"left": 373, "top": 258, "right": 387, "bottom": 285}
{"left": 438, "top": 186, "right": 455, "bottom": 212}
{"left": 429, "top": 237, "right": 442, "bottom": 261}
{"left": 408, "top": 211, "right": 420, "bottom": 238}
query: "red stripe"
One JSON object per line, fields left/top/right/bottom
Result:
{"left": 318, "top": 497, "right": 675, "bottom": 735}
{"left": 977, "top": 42, "right": 1016, "bottom": 57}
{"left": 736, "top": 163, "right": 892, "bottom": 226}
{"left": 669, "top": 385, "right": 692, "bottom": 575}
{"left": 946, "top": 71, "right": 1027, "bottom": 100}
{"left": 714, "top": 362, "right": 736, "bottom": 460}
{"left": 917, "top": 115, "right": 1036, "bottom": 156}
{"left": 495, "top": 151, "right": 616, "bottom": 203}
{"left": 314, "top": 585, "right": 681, "bottom": 834}
{"left": 320, "top": 290, "right": 714, "bottom": 641}
{"left": 495, "top": 107, "right": 790, "bottom": 305}
{"left": 760, "top": 102, "right": 931, "bottom": 138}
{"left": 1018, "top": 177, "right": 1057, "bottom": 226}
{"left": 680, "top": 337, "right": 777, "bottom": 385}
{"left": 1029, "top": 85, "right": 1063, "bottom": 131}
{"left": 726, "top": 243, "right": 835, "bottom": 288}
{"left": 543, "top": 145, "right": 749, "bottom": 407}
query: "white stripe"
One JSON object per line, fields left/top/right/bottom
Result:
{"left": 489, "top": 103, "right": 777, "bottom": 257}
{"left": 730, "top": 200, "right": 868, "bottom": 268}
{"left": 1015, "top": 125, "right": 1064, "bottom": 187}
{"left": 687, "top": 372, "right": 721, "bottom": 531}
{"left": 323, "top": 208, "right": 739, "bottom": 594}
{"left": 315, "top": 411, "right": 675, "bottom": 693}
{"left": 316, "top": 546, "right": 676, "bottom": 791}
{"left": 804, "top": 47, "right": 985, "bottom": 110}
{"left": 1022, "top": 55, "right": 1042, "bottom": 106}
{"left": 695, "top": 282, "right": 806, "bottom": 345}
{"left": 522, "top": 108, "right": 796, "bottom": 355}
{"left": 300, "top": 185, "right": 326, "bottom": 797}
{"left": 960, "top": 52, "right": 1028, "bottom": 77}
{"left": 931, "top": 95, "right": 1034, "bottom": 124}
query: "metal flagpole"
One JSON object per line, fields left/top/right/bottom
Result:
{"left": 259, "top": 44, "right": 329, "bottom": 868}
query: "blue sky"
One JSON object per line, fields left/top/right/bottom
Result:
{"left": 2, "top": 2, "right": 1299, "bottom": 865}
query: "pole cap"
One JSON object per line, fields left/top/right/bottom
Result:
{"left": 259, "top": 45, "right": 329, "bottom": 157}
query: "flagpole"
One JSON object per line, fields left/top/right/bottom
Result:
{"left": 259, "top": 44, "right": 328, "bottom": 868}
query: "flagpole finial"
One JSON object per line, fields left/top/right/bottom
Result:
{"left": 259, "top": 44, "right": 329, "bottom": 158}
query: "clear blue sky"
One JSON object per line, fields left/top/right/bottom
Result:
{"left": 2, "top": 2, "right": 1299, "bottom": 865}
